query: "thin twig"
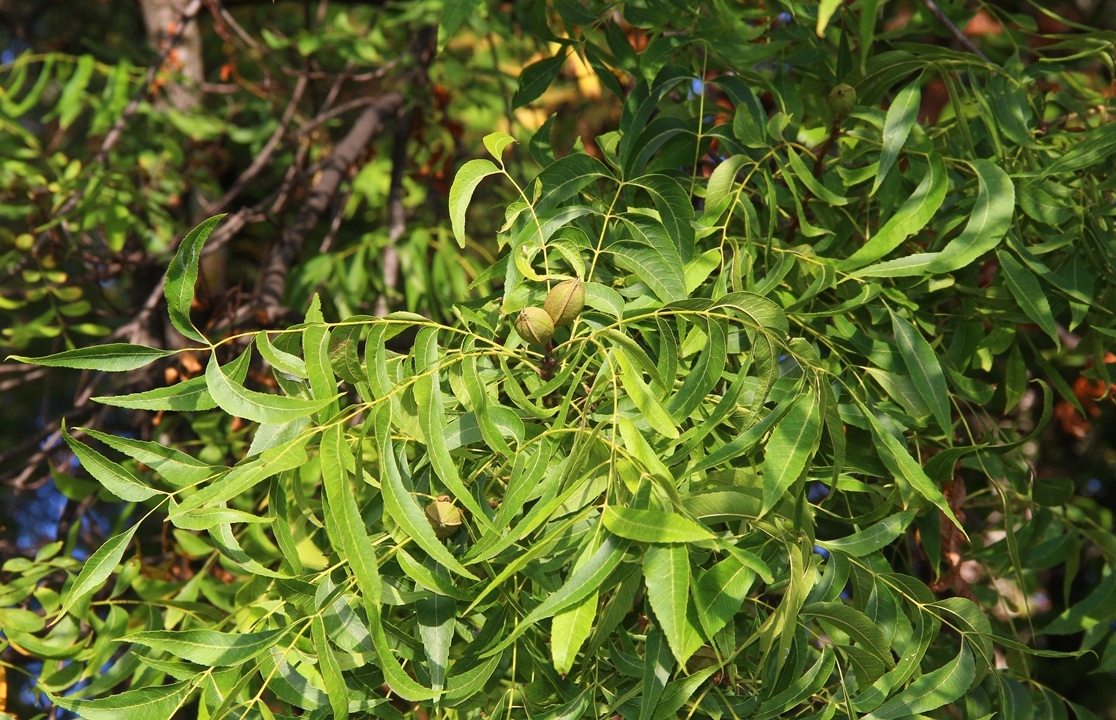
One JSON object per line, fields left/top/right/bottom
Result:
{"left": 256, "top": 92, "right": 405, "bottom": 318}
{"left": 204, "top": 72, "right": 309, "bottom": 215}
{"left": 296, "top": 83, "right": 402, "bottom": 137}
{"left": 921, "top": 0, "right": 990, "bottom": 63}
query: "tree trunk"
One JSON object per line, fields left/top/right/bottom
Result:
{"left": 138, "top": 0, "right": 204, "bottom": 112}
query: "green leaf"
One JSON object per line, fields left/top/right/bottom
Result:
{"left": 438, "top": 0, "right": 483, "bottom": 48}
{"left": 692, "top": 556, "right": 754, "bottom": 640}
{"left": 92, "top": 347, "right": 248, "bottom": 411}
{"left": 60, "top": 523, "right": 138, "bottom": 616}
{"left": 643, "top": 543, "right": 699, "bottom": 665}
{"left": 801, "top": 602, "right": 893, "bottom": 667}
{"left": 929, "top": 597, "right": 994, "bottom": 670}
{"left": 785, "top": 147, "right": 848, "bottom": 205}
{"left": 414, "top": 328, "right": 495, "bottom": 529}
{"left": 612, "top": 214, "right": 687, "bottom": 303}
{"left": 853, "top": 253, "right": 940, "bottom": 278}
{"left": 1043, "top": 569, "right": 1116, "bottom": 635}
{"left": 449, "top": 158, "right": 500, "bottom": 248}
{"left": 706, "top": 154, "right": 750, "bottom": 208}
{"left": 93, "top": 375, "right": 214, "bottom": 411}
{"left": 487, "top": 531, "right": 630, "bottom": 656}
{"left": 483, "top": 131, "right": 517, "bottom": 161}
{"left": 727, "top": 78, "right": 767, "bottom": 148}
{"left": 613, "top": 350, "right": 679, "bottom": 440}
{"left": 169, "top": 437, "right": 308, "bottom": 518}
{"left": 368, "top": 608, "right": 437, "bottom": 701}
{"left": 165, "top": 214, "right": 223, "bottom": 344}
{"left": 375, "top": 407, "right": 478, "bottom": 580}
{"left": 321, "top": 425, "right": 382, "bottom": 609}
{"left": 756, "top": 648, "right": 836, "bottom": 720}
{"left": 865, "top": 408, "right": 964, "bottom": 534}
{"left": 128, "top": 628, "right": 286, "bottom": 666}
{"left": 651, "top": 666, "right": 723, "bottom": 720}
{"left": 761, "top": 386, "right": 823, "bottom": 516}
{"left": 205, "top": 349, "right": 335, "bottom": 424}
{"left": 79, "top": 427, "right": 214, "bottom": 488}
{"left": 514, "top": 53, "right": 566, "bottom": 108}
{"left": 667, "top": 318, "right": 727, "bottom": 421}
{"left": 170, "top": 507, "right": 273, "bottom": 530}
{"left": 418, "top": 591, "right": 457, "bottom": 693}
{"left": 49, "top": 680, "right": 193, "bottom": 720}
{"left": 862, "top": 642, "right": 975, "bottom": 720}
{"left": 843, "top": 153, "right": 945, "bottom": 270}
{"left": 639, "top": 628, "right": 675, "bottom": 720}
{"left": 685, "top": 395, "right": 791, "bottom": 478}
{"left": 256, "top": 330, "right": 307, "bottom": 378}
{"left": 8, "top": 343, "right": 173, "bottom": 371}
{"left": 551, "top": 591, "right": 597, "bottom": 678}
{"left": 629, "top": 174, "right": 696, "bottom": 254}
{"left": 62, "top": 427, "right": 161, "bottom": 502}
{"left": 603, "top": 506, "right": 714, "bottom": 543}
{"left": 872, "top": 83, "right": 921, "bottom": 195}
{"left": 818, "top": 508, "right": 919, "bottom": 557}
{"left": 312, "top": 616, "right": 349, "bottom": 719}
{"left": 1042, "top": 121, "right": 1116, "bottom": 176}
{"left": 303, "top": 310, "right": 340, "bottom": 422}
{"left": 890, "top": 310, "right": 951, "bottom": 432}
{"left": 928, "top": 160, "right": 1015, "bottom": 272}
{"left": 817, "top": 0, "right": 842, "bottom": 34}
{"left": 998, "top": 250, "right": 1059, "bottom": 345}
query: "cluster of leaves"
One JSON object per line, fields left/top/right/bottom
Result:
{"left": 0, "top": 51, "right": 174, "bottom": 347}
{"left": 4, "top": 0, "right": 1116, "bottom": 718}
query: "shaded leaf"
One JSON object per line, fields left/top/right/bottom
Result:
{"left": 514, "top": 53, "right": 566, "bottom": 108}
{"left": 872, "top": 84, "right": 921, "bottom": 195}
{"left": 998, "top": 250, "right": 1059, "bottom": 345}
{"left": 890, "top": 310, "right": 951, "bottom": 432}
{"left": 761, "top": 386, "right": 823, "bottom": 515}
{"left": 863, "top": 642, "right": 974, "bottom": 720}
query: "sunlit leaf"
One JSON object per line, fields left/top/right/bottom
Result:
{"left": 165, "top": 215, "right": 223, "bottom": 344}
{"left": 449, "top": 159, "right": 500, "bottom": 247}
{"left": 127, "top": 628, "right": 286, "bottom": 666}
{"left": 205, "top": 349, "right": 335, "bottom": 424}
{"left": 8, "top": 343, "right": 172, "bottom": 371}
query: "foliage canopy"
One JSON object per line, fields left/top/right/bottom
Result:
{"left": 4, "top": 0, "right": 1116, "bottom": 718}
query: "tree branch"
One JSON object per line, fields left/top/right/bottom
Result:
{"left": 256, "top": 92, "right": 405, "bottom": 318}
{"left": 921, "top": 0, "right": 990, "bottom": 63}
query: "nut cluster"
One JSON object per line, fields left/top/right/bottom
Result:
{"left": 513, "top": 278, "right": 585, "bottom": 348}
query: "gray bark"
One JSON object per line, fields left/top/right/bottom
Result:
{"left": 139, "top": 0, "right": 205, "bottom": 111}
